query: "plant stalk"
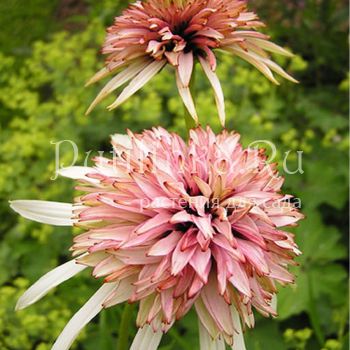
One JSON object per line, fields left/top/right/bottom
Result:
{"left": 116, "top": 303, "right": 133, "bottom": 350}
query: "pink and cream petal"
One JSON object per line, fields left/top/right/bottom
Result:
{"left": 86, "top": 58, "right": 150, "bottom": 114}
{"left": 224, "top": 46, "right": 279, "bottom": 85}
{"left": 199, "top": 56, "right": 225, "bottom": 126}
{"left": 175, "top": 70, "right": 198, "bottom": 124}
{"left": 107, "top": 59, "right": 166, "bottom": 110}
{"left": 178, "top": 51, "right": 194, "bottom": 87}
{"left": 247, "top": 38, "right": 294, "bottom": 57}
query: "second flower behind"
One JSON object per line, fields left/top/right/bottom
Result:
{"left": 86, "top": 0, "right": 298, "bottom": 126}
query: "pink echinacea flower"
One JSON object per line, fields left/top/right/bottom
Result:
{"left": 86, "top": 0, "right": 297, "bottom": 125}
{"left": 11, "top": 127, "right": 303, "bottom": 350}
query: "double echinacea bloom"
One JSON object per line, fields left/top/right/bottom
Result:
{"left": 11, "top": 127, "right": 303, "bottom": 350}
{"left": 86, "top": 0, "right": 297, "bottom": 125}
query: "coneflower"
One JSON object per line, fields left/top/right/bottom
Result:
{"left": 11, "top": 127, "right": 303, "bottom": 350}
{"left": 86, "top": 0, "right": 297, "bottom": 125}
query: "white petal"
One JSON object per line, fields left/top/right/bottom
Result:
{"left": 199, "top": 321, "right": 225, "bottom": 350}
{"left": 271, "top": 293, "right": 277, "bottom": 314}
{"left": 175, "top": 70, "right": 198, "bottom": 124}
{"left": 263, "top": 58, "right": 299, "bottom": 83}
{"left": 52, "top": 282, "right": 118, "bottom": 350}
{"left": 111, "top": 133, "right": 132, "bottom": 155}
{"left": 85, "top": 60, "right": 129, "bottom": 87}
{"left": 108, "top": 59, "right": 166, "bottom": 110}
{"left": 130, "top": 325, "right": 163, "bottom": 350}
{"left": 248, "top": 38, "right": 294, "bottom": 57}
{"left": 16, "top": 258, "right": 87, "bottom": 310}
{"left": 199, "top": 57, "right": 225, "bottom": 126}
{"left": 86, "top": 58, "right": 150, "bottom": 114}
{"left": 231, "top": 307, "right": 246, "bottom": 350}
{"left": 195, "top": 298, "right": 221, "bottom": 339}
{"left": 225, "top": 46, "right": 279, "bottom": 85}
{"left": 9, "top": 200, "right": 77, "bottom": 226}
{"left": 58, "top": 166, "right": 100, "bottom": 184}
{"left": 102, "top": 275, "right": 136, "bottom": 307}
{"left": 85, "top": 67, "right": 110, "bottom": 87}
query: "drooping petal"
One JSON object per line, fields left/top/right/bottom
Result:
{"left": 175, "top": 70, "right": 198, "bottom": 124}
{"left": 108, "top": 59, "right": 166, "bottom": 110}
{"left": 16, "top": 258, "right": 87, "bottom": 310}
{"left": 228, "top": 261, "right": 251, "bottom": 297}
{"left": 9, "top": 200, "right": 78, "bottom": 226}
{"left": 130, "top": 325, "right": 163, "bottom": 350}
{"left": 199, "top": 320, "right": 225, "bottom": 350}
{"left": 199, "top": 56, "right": 225, "bottom": 126}
{"left": 231, "top": 306, "right": 247, "bottom": 350}
{"left": 201, "top": 274, "right": 234, "bottom": 335}
{"left": 248, "top": 38, "right": 294, "bottom": 57}
{"left": 271, "top": 293, "right": 277, "bottom": 314}
{"left": 225, "top": 46, "right": 279, "bottom": 84}
{"left": 86, "top": 58, "right": 150, "bottom": 114}
{"left": 178, "top": 51, "right": 194, "bottom": 87}
{"left": 195, "top": 298, "right": 221, "bottom": 339}
{"left": 52, "top": 282, "right": 118, "bottom": 350}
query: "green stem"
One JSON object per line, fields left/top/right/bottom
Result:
{"left": 169, "top": 328, "right": 192, "bottom": 350}
{"left": 184, "top": 109, "right": 196, "bottom": 131}
{"left": 307, "top": 271, "right": 325, "bottom": 346}
{"left": 116, "top": 303, "right": 133, "bottom": 350}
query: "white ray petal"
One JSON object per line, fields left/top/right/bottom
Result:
{"left": 9, "top": 200, "right": 77, "bottom": 226}
{"left": 248, "top": 38, "right": 294, "bottom": 57}
{"left": 175, "top": 70, "right": 198, "bottom": 124}
{"left": 111, "top": 133, "right": 132, "bottom": 157}
{"left": 85, "top": 60, "right": 130, "bottom": 87}
{"left": 263, "top": 58, "right": 299, "bottom": 83}
{"left": 271, "top": 293, "right": 277, "bottom": 314}
{"left": 86, "top": 58, "right": 150, "bottom": 114}
{"left": 16, "top": 257, "right": 87, "bottom": 310}
{"left": 58, "top": 166, "right": 100, "bottom": 184}
{"left": 85, "top": 67, "right": 110, "bottom": 87}
{"left": 102, "top": 275, "right": 136, "bottom": 308}
{"left": 224, "top": 46, "right": 279, "bottom": 84}
{"left": 231, "top": 306, "right": 246, "bottom": 350}
{"left": 130, "top": 325, "right": 163, "bottom": 350}
{"left": 195, "top": 298, "right": 221, "bottom": 339}
{"left": 199, "top": 321, "right": 225, "bottom": 350}
{"left": 52, "top": 282, "right": 118, "bottom": 350}
{"left": 199, "top": 57, "right": 225, "bottom": 126}
{"left": 108, "top": 59, "right": 166, "bottom": 110}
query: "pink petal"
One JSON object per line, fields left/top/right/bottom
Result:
{"left": 148, "top": 231, "right": 182, "bottom": 256}
{"left": 178, "top": 51, "right": 194, "bottom": 87}
{"left": 189, "top": 247, "right": 211, "bottom": 283}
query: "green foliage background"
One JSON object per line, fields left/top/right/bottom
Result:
{"left": 0, "top": 0, "right": 348, "bottom": 349}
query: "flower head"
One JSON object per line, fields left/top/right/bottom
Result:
{"left": 86, "top": 0, "right": 297, "bottom": 125}
{"left": 11, "top": 127, "right": 303, "bottom": 350}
